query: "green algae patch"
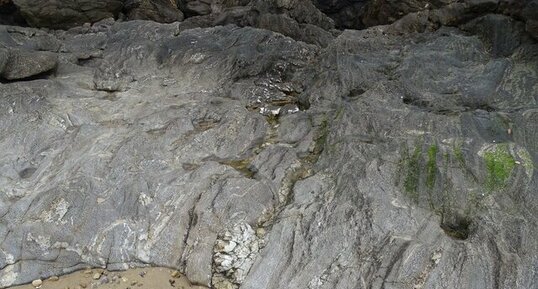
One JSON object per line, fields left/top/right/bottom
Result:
{"left": 403, "top": 145, "right": 422, "bottom": 202}
{"left": 484, "top": 144, "right": 515, "bottom": 191}
{"left": 426, "top": 145, "right": 438, "bottom": 189}
{"left": 454, "top": 142, "right": 466, "bottom": 168}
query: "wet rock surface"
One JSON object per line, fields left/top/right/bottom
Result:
{"left": 0, "top": 2, "right": 537, "bottom": 289}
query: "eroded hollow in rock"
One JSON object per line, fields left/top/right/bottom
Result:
{"left": 440, "top": 214, "right": 472, "bottom": 240}
{"left": 18, "top": 167, "right": 37, "bottom": 179}
{"left": 0, "top": 68, "right": 56, "bottom": 83}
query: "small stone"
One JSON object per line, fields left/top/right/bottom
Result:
{"left": 84, "top": 269, "right": 92, "bottom": 275}
{"left": 249, "top": 241, "right": 259, "bottom": 252}
{"left": 93, "top": 272, "right": 101, "bottom": 280}
{"left": 215, "top": 239, "right": 237, "bottom": 253}
{"left": 79, "top": 282, "right": 87, "bottom": 288}
{"left": 139, "top": 271, "right": 146, "bottom": 278}
{"left": 49, "top": 276, "right": 60, "bottom": 281}
{"left": 222, "top": 231, "right": 233, "bottom": 241}
{"left": 100, "top": 276, "right": 109, "bottom": 284}
{"left": 214, "top": 253, "right": 235, "bottom": 272}
{"left": 131, "top": 281, "right": 138, "bottom": 286}
{"left": 32, "top": 279, "right": 43, "bottom": 287}
{"left": 170, "top": 270, "right": 181, "bottom": 278}
{"left": 121, "top": 277, "right": 129, "bottom": 282}
{"left": 256, "top": 227, "right": 265, "bottom": 237}
{"left": 432, "top": 252, "right": 443, "bottom": 264}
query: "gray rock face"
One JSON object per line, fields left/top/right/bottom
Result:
{"left": 0, "top": 4, "right": 537, "bottom": 289}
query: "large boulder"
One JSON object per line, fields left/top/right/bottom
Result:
{"left": 0, "top": 48, "right": 57, "bottom": 80}
{"left": 0, "top": 3, "right": 536, "bottom": 289}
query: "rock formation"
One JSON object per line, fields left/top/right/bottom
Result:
{"left": 0, "top": 1, "right": 536, "bottom": 289}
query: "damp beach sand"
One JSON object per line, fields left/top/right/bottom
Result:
{"left": 9, "top": 268, "right": 206, "bottom": 289}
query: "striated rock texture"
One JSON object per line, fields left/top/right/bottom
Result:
{"left": 0, "top": 2, "right": 537, "bottom": 289}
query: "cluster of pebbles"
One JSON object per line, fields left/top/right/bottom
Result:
{"left": 29, "top": 269, "right": 149, "bottom": 289}
{"left": 212, "top": 223, "right": 265, "bottom": 289}
{"left": 13, "top": 267, "right": 199, "bottom": 289}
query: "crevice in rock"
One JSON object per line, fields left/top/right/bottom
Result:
{"left": 342, "top": 87, "right": 367, "bottom": 102}
{"left": 179, "top": 190, "right": 204, "bottom": 271}
{"left": 93, "top": 87, "right": 122, "bottom": 93}
{"left": 77, "top": 56, "right": 102, "bottom": 67}
{"left": 99, "top": 92, "right": 120, "bottom": 102}
{"left": 0, "top": 67, "right": 56, "bottom": 83}
{"left": 206, "top": 110, "right": 331, "bottom": 288}
{"left": 18, "top": 167, "right": 37, "bottom": 179}
{"left": 204, "top": 156, "right": 258, "bottom": 179}
{"left": 0, "top": 0, "right": 27, "bottom": 27}
{"left": 440, "top": 213, "right": 472, "bottom": 240}
{"left": 402, "top": 94, "right": 499, "bottom": 116}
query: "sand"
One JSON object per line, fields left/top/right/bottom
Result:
{"left": 9, "top": 267, "right": 208, "bottom": 289}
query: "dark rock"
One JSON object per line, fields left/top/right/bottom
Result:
{"left": 0, "top": 0, "right": 27, "bottom": 26}
{"left": 1, "top": 48, "right": 57, "bottom": 80}
{"left": 125, "top": 0, "right": 184, "bottom": 23}
{"left": 521, "top": 0, "right": 538, "bottom": 39}
{"left": 12, "top": 0, "right": 123, "bottom": 29}
{"left": 527, "top": 20, "right": 538, "bottom": 39}
{"left": 179, "top": 0, "right": 213, "bottom": 16}
{"left": 361, "top": 0, "right": 439, "bottom": 27}
{"left": 0, "top": 47, "right": 7, "bottom": 72}
{"left": 461, "top": 14, "right": 525, "bottom": 57}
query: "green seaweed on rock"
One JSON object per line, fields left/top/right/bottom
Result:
{"left": 483, "top": 144, "right": 515, "bottom": 192}
{"left": 426, "top": 145, "right": 438, "bottom": 190}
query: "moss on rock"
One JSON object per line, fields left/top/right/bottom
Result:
{"left": 426, "top": 145, "right": 438, "bottom": 189}
{"left": 484, "top": 144, "right": 515, "bottom": 192}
